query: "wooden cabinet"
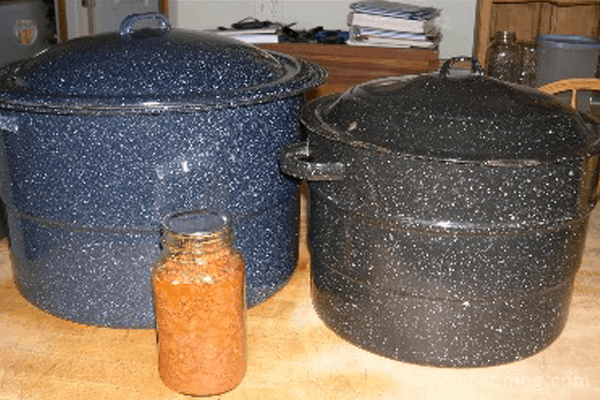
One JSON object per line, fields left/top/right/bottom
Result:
{"left": 258, "top": 44, "right": 439, "bottom": 99}
{"left": 474, "top": 0, "right": 600, "bottom": 68}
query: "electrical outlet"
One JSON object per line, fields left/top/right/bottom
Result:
{"left": 255, "top": 0, "right": 282, "bottom": 23}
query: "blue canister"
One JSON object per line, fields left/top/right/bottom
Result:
{"left": 0, "top": 13, "right": 326, "bottom": 327}
{"left": 534, "top": 34, "right": 600, "bottom": 111}
{"left": 535, "top": 34, "right": 600, "bottom": 86}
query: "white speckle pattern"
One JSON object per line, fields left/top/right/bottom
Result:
{"left": 295, "top": 72, "right": 600, "bottom": 367}
{"left": 0, "top": 23, "right": 327, "bottom": 328}
{"left": 1, "top": 100, "right": 306, "bottom": 328}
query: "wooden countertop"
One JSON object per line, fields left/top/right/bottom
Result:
{"left": 1, "top": 188, "right": 600, "bottom": 399}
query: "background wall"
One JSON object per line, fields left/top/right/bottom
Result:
{"left": 171, "top": 0, "right": 477, "bottom": 59}
{"left": 0, "top": 0, "right": 55, "bottom": 66}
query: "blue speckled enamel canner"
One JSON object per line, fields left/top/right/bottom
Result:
{"left": 0, "top": 13, "right": 327, "bottom": 328}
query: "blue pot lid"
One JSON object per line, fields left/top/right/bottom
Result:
{"left": 0, "top": 13, "right": 326, "bottom": 114}
{"left": 301, "top": 57, "right": 600, "bottom": 164}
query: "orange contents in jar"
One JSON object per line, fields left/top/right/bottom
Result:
{"left": 152, "top": 210, "right": 245, "bottom": 396}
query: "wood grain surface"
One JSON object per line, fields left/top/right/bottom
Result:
{"left": 474, "top": 0, "right": 600, "bottom": 69}
{"left": 1, "top": 187, "right": 600, "bottom": 400}
{"left": 258, "top": 44, "right": 439, "bottom": 99}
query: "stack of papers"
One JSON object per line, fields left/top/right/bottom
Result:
{"left": 347, "top": 0, "right": 441, "bottom": 49}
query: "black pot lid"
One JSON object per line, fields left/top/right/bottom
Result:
{"left": 301, "top": 57, "right": 600, "bottom": 164}
{"left": 0, "top": 13, "right": 326, "bottom": 114}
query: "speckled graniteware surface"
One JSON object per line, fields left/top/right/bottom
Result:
{"left": 0, "top": 13, "right": 327, "bottom": 328}
{"left": 281, "top": 58, "right": 600, "bottom": 366}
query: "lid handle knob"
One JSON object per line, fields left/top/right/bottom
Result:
{"left": 119, "top": 13, "right": 171, "bottom": 36}
{"left": 439, "top": 56, "right": 484, "bottom": 78}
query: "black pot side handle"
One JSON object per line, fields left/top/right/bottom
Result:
{"left": 280, "top": 141, "right": 346, "bottom": 181}
{"left": 119, "top": 13, "right": 171, "bottom": 36}
{"left": 439, "top": 56, "right": 484, "bottom": 78}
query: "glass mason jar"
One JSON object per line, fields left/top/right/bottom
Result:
{"left": 486, "top": 31, "right": 521, "bottom": 83}
{"left": 152, "top": 210, "right": 246, "bottom": 396}
{"left": 519, "top": 41, "right": 537, "bottom": 86}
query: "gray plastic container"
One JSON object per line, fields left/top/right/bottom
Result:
{"left": 534, "top": 34, "right": 600, "bottom": 111}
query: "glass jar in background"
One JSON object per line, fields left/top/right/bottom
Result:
{"left": 519, "top": 41, "right": 537, "bottom": 86}
{"left": 486, "top": 31, "right": 521, "bottom": 83}
{"left": 152, "top": 209, "right": 246, "bottom": 396}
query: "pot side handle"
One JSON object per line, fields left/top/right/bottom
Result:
{"left": 280, "top": 141, "right": 346, "bottom": 181}
{"left": 120, "top": 13, "right": 171, "bottom": 36}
